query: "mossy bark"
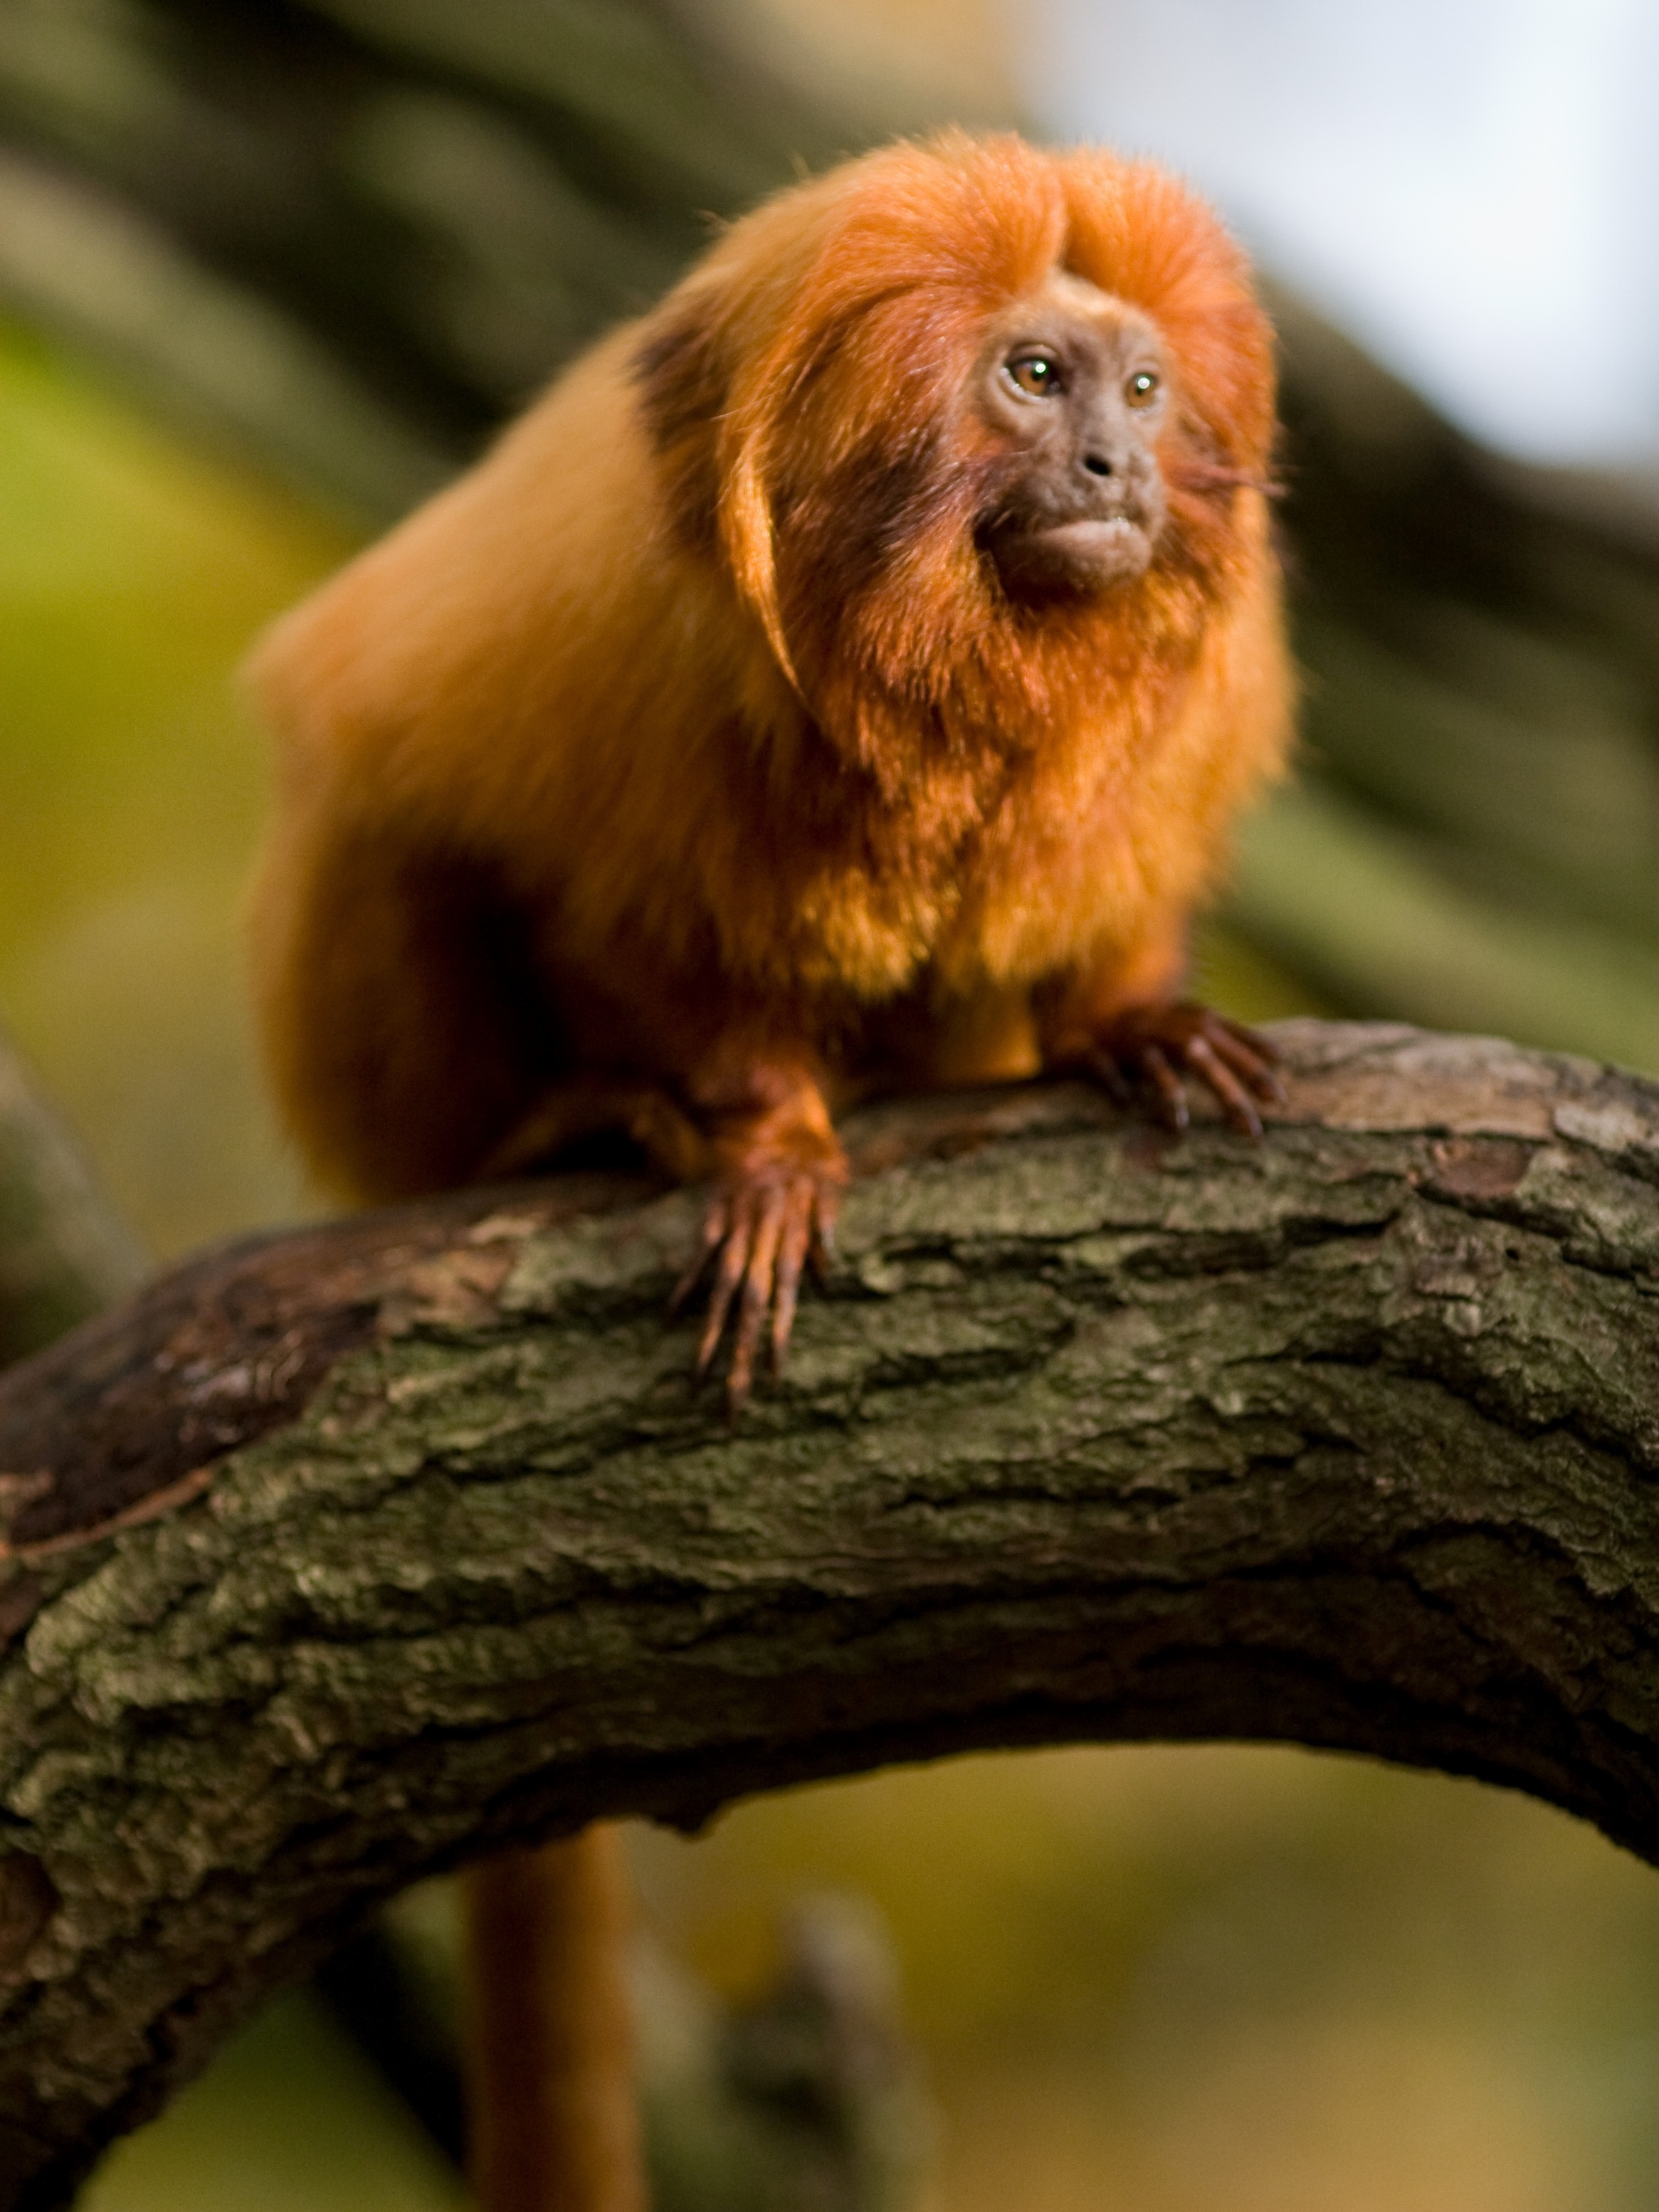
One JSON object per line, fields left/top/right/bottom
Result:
{"left": 0, "top": 1020, "right": 1655, "bottom": 2207}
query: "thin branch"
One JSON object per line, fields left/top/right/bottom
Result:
{"left": 0, "top": 1031, "right": 147, "bottom": 1371}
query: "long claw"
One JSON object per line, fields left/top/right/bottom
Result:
{"left": 1142, "top": 1043, "right": 1189, "bottom": 1132}
{"left": 696, "top": 1201, "right": 752, "bottom": 1377}
{"left": 1083, "top": 1045, "right": 1132, "bottom": 1104}
{"left": 670, "top": 1196, "right": 727, "bottom": 1315}
{"left": 1186, "top": 1034, "right": 1262, "bottom": 1139}
{"left": 816, "top": 1179, "right": 842, "bottom": 1251}
{"left": 770, "top": 1182, "right": 813, "bottom": 1376}
{"left": 1205, "top": 1017, "right": 1286, "bottom": 1102}
{"left": 810, "top": 1218, "right": 836, "bottom": 1280}
{"left": 1083, "top": 1004, "right": 1285, "bottom": 1138}
{"left": 727, "top": 1193, "right": 785, "bottom": 1413}
{"left": 676, "top": 1154, "right": 846, "bottom": 1409}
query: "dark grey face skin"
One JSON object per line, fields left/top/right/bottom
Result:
{"left": 973, "top": 270, "right": 1171, "bottom": 600}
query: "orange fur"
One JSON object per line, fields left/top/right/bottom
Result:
{"left": 248, "top": 136, "right": 1291, "bottom": 2211}
{"left": 249, "top": 129, "right": 1289, "bottom": 1216}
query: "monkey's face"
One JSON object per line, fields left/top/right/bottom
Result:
{"left": 973, "top": 271, "right": 1170, "bottom": 601}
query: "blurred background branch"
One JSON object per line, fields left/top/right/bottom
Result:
{"left": 0, "top": 0, "right": 980, "bottom": 511}
{"left": 0, "top": 1026, "right": 145, "bottom": 1362}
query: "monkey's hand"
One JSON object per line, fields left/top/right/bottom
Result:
{"left": 669, "top": 1064, "right": 848, "bottom": 1412}
{"left": 1082, "top": 1002, "right": 1284, "bottom": 1138}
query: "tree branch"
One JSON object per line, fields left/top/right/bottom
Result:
{"left": 0, "top": 1019, "right": 1655, "bottom": 2207}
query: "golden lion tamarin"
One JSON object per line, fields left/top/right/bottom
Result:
{"left": 248, "top": 130, "right": 1290, "bottom": 2212}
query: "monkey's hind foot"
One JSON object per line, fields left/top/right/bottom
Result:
{"left": 1086, "top": 1002, "right": 1284, "bottom": 1138}
{"left": 671, "top": 1160, "right": 844, "bottom": 1415}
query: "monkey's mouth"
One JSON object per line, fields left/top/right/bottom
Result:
{"left": 1038, "top": 515, "right": 1153, "bottom": 582}
{"left": 982, "top": 511, "right": 1156, "bottom": 598}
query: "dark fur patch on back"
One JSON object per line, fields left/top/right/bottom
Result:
{"left": 632, "top": 307, "right": 726, "bottom": 552}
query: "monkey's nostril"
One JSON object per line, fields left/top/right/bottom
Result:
{"left": 1083, "top": 454, "right": 1113, "bottom": 477}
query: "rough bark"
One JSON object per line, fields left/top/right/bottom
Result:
{"left": 0, "top": 1018, "right": 1655, "bottom": 2208}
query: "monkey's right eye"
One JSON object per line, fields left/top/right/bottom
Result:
{"left": 1004, "top": 351, "right": 1063, "bottom": 399}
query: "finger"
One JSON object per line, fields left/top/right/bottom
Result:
{"left": 727, "top": 1192, "right": 784, "bottom": 1411}
{"left": 1205, "top": 1018, "right": 1287, "bottom": 1102}
{"left": 1186, "top": 1035, "right": 1263, "bottom": 1139}
{"left": 771, "top": 1181, "right": 814, "bottom": 1375}
{"left": 695, "top": 1202, "right": 753, "bottom": 1376}
{"left": 1083, "top": 1044, "right": 1132, "bottom": 1104}
{"left": 809, "top": 1177, "right": 842, "bottom": 1282}
{"left": 1220, "top": 1014, "right": 1283, "bottom": 1067}
{"left": 670, "top": 1196, "right": 727, "bottom": 1315}
{"left": 1142, "top": 1043, "right": 1189, "bottom": 1132}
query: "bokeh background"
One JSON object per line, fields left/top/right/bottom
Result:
{"left": 4, "top": 2, "right": 1659, "bottom": 2207}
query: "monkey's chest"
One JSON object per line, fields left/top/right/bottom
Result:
{"left": 786, "top": 799, "right": 1152, "bottom": 1004}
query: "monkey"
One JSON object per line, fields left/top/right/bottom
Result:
{"left": 249, "top": 129, "right": 1290, "bottom": 1405}
{"left": 246, "top": 130, "right": 1291, "bottom": 2212}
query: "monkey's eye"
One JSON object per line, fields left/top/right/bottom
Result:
{"left": 1125, "top": 369, "right": 1162, "bottom": 409}
{"left": 1004, "top": 350, "right": 1063, "bottom": 399}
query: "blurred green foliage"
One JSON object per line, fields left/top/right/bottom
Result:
{"left": 0, "top": 315, "right": 345, "bottom": 1253}
{"left": 80, "top": 1990, "right": 465, "bottom": 2212}
{"left": 0, "top": 0, "right": 894, "bottom": 512}
{"left": 640, "top": 1745, "right": 1659, "bottom": 2212}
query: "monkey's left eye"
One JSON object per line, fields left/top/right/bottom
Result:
{"left": 1005, "top": 351, "right": 1063, "bottom": 399}
{"left": 1126, "top": 370, "right": 1162, "bottom": 408}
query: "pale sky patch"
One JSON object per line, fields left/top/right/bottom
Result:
{"left": 1029, "top": 0, "right": 1659, "bottom": 465}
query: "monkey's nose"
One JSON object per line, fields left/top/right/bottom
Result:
{"left": 1081, "top": 453, "right": 1114, "bottom": 478}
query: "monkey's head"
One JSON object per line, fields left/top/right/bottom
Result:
{"left": 636, "top": 132, "right": 1276, "bottom": 747}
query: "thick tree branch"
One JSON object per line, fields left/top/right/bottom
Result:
{"left": 0, "top": 1020, "right": 1655, "bottom": 2206}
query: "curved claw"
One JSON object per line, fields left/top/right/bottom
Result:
{"left": 669, "top": 1195, "right": 727, "bottom": 1316}
{"left": 1089, "top": 1003, "right": 1283, "bottom": 1139}
{"left": 675, "top": 1164, "right": 843, "bottom": 1413}
{"left": 1140, "top": 1041, "right": 1188, "bottom": 1132}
